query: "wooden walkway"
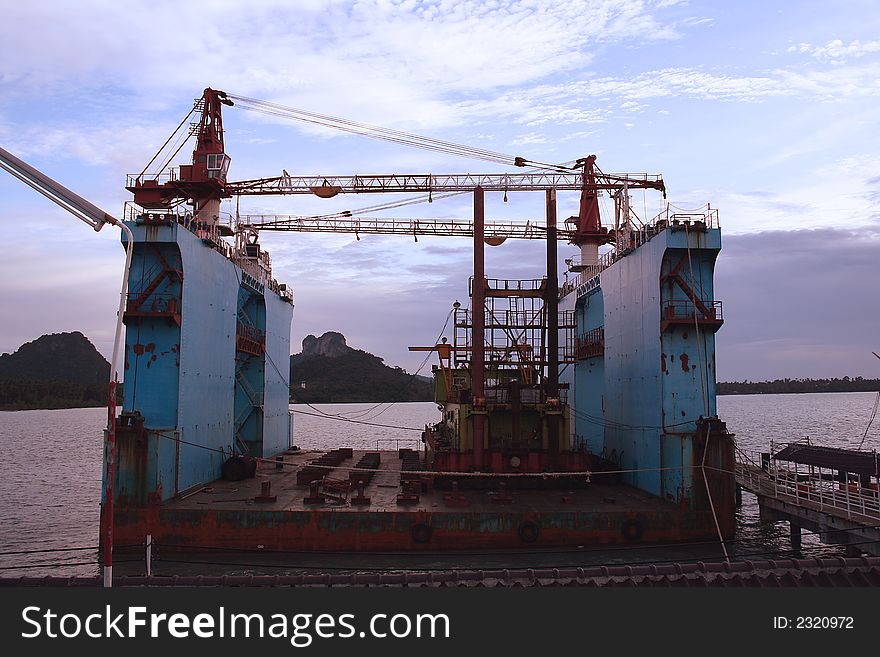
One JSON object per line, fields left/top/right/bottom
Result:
{"left": 736, "top": 461, "right": 880, "bottom": 556}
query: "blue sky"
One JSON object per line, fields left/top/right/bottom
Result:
{"left": 1, "top": 0, "right": 878, "bottom": 381}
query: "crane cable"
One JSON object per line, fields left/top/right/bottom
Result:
{"left": 227, "top": 93, "right": 523, "bottom": 167}
{"left": 857, "top": 391, "right": 879, "bottom": 450}
{"left": 138, "top": 102, "right": 199, "bottom": 179}
{"left": 296, "top": 307, "right": 455, "bottom": 423}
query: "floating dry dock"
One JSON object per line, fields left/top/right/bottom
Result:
{"left": 99, "top": 88, "right": 736, "bottom": 555}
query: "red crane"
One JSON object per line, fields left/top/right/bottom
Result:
{"left": 125, "top": 89, "right": 669, "bottom": 473}
{"left": 126, "top": 88, "right": 665, "bottom": 244}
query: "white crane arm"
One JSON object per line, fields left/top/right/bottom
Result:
{"left": 0, "top": 145, "right": 117, "bottom": 230}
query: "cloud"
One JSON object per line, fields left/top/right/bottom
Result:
{"left": 716, "top": 227, "right": 880, "bottom": 380}
{"left": 702, "top": 154, "right": 880, "bottom": 234}
{"left": 510, "top": 133, "right": 546, "bottom": 146}
{"left": 0, "top": 234, "right": 124, "bottom": 357}
{"left": 788, "top": 39, "right": 880, "bottom": 64}
{"left": 1, "top": 122, "right": 178, "bottom": 171}
{"left": 773, "top": 62, "right": 880, "bottom": 99}
{"left": 0, "top": 1, "right": 683, "bottom": 108}
{"left": 3, "top": 0, "right": 878, "bottom": 385}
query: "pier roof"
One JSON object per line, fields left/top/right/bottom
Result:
{"left": 773, "top": 445, "right": 879, "bottom": 476}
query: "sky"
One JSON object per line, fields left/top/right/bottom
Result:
{"left": 0, "top": 0, "right": 878, "bottom": 382}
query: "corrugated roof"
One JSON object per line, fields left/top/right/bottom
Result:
{"left": 772, "top": 444, "right": 879, "bottom": 476}
{"left": 2, "top": 557, "right": 879, "bottom": 587}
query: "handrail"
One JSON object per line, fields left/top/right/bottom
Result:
{"left": 736, "top": 450, "right": 880, "bottom": 522}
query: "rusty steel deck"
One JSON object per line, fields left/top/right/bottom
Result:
{"left": 112, "top": 449, "right": 729, "bottom": 552}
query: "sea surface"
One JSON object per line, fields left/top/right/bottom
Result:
{"left": 0, "top": 392, "right": 878, "bottom": 577}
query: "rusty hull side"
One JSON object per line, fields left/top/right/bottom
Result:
{"left": 112, "top": 506, "right": 727, "bottom": 552}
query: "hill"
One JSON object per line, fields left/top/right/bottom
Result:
{"left": 290, "top": 332, "right": 434, "bottom": 403}
{"left": 0, "top": 332, "right": 112, "bottom": 410}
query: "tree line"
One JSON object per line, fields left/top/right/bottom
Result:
{"left": 717, "top": 377, "right": 880, "bottom": 395}
{"left": 0, "top": 380, "right": 122, "bottom": 411}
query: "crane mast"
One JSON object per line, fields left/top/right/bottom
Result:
{"left": 127, "top": 88, "right": 234, "bottom": 226}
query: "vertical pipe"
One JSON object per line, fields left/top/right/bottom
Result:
{"left": 101, "top": 221, "right": 134, "bottom": 589}
{"left": 546, "top": 189, "right": 559, "bottom": 461}
{"left": 472, "top": 187, "right": 485, "bottom": 471}
{"left": 510, "top": 379, "right": 521, "bottom": 449}
{"left": 145, "top": 534, "right": 152, "bottom": 577}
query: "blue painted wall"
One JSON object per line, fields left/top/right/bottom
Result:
{"left": 569, "top": 225, "right": 722, "bottom": 505}
{"left": 574, "top": 288, "right": 605, "bottom": 455}
{"left": 263, "top": 288, "right": 293, "bottom": 456}
{"left": 171, "top": 227, "right": 239, "bottom": 494}
{"left": 120, "top": 223, "right": 183, "bottom": 501}
{"left": 658, "top": 227, "right": 721, "bottom": 503}
{"left": 114, "top": 221, "right": 294, "bottom": 503}
{"left": 600, "top": 234, "right": 664, "bottom": 495}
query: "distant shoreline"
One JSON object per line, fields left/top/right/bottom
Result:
{"left": 3, "top": 388, "right": 879, "bottom": 412}
{"left": 717, "top": 379, "right": 879, "bottom": 396}
{"left": 717, "top": 389, "right": 879, "bottom": 396}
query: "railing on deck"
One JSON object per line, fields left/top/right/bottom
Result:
{"left": 575, "top": 327, "right": 604, "bottom": 360}
{"left": 124, "top": 293, "right": 179, "bottom": 316}
{"left": 121, "top": 202, "right": 293, "bottom": 303}
{"left": 469, "top": 277, "right": 546, "bottom": 296}
{"left": 484, "top": 387, "right": 569, "bottom": 406}
{"left": 375, "top": 438, "right": 423, "bottom": 452}
{"left": 565, "top": 206, "right": 721, "bottom": 295}
{"left": 236, "top": 322, "right": 266, "bottom": 356}
{"left": 661, "top": 299, "right": 723, "bottom": 323}
{"left": 653, "top": 207, "right": 720, "bottom": 230}
{"left": 736, "top": 449, "right": 880, "bottom": 522}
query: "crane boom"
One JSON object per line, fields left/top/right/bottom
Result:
{"left": 0, "top": 145, "right": 116, "bottom": 230}
{"left": 237, "top": 214, "right": 575, "bottom": 240}
{"left": 227, "top": 171, "right": 665, "bottom": 197}
{"left": 0, "top": 143, "right": 136, "bottom": 588}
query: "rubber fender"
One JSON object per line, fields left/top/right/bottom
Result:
{"left": 621, "top": 518, "right": 644, "bottom": 541}
{"left": 517, "top": 520, "right": 540, "bottom": 543}
{"left": 411, "top": 523, "right": 433, "bottom": 544}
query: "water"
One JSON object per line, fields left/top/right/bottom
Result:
{"left": 0, "top": 393, "right": 877, "bottom": 577}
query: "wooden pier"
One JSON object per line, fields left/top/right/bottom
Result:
{"left": 736, "top": 451, "right": 880, "bottom": 556}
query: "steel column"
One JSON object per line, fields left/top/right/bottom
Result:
{"left": 546, "top": 189, "right": 560, "bottom": 461}
{"left": 472, "top": 187, "right": 486, "bottom": 471}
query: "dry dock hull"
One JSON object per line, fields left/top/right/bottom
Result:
{"left": 112, "top": 507, "right": 730, "bottom": 552}
{"left": 108, "top": 449, "right": 735, "bottom": 552}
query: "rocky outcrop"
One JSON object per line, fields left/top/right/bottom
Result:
{"left": 300, "top": 332, "right": 351, "bottom": 359}
{"left": 289, "top": 332, "right": 433, "bottom": 403}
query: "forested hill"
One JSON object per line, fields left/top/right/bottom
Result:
{"left": 717, "top": 378, "right": 880, "bottom": 395}
{"left": 289, "top": 332, "right": 433, "bottom": 403}
{"left": 0, "top": 330, "right": 434, "bottom": 410}
{"left": 0, "top": 332, "right": 111, "bottom": 410}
